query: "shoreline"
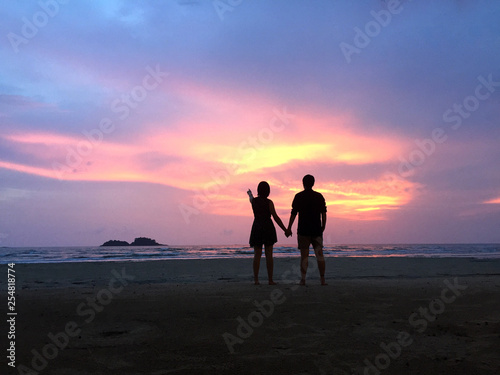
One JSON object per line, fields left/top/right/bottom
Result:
{"left": 2, "top": 243, "right": 499, "bottom": 265}
{"left": 8, "top": 257, "right": 500, "bottom": 289}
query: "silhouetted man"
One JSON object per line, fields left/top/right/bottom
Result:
{"left": 287, "top": 174, "right": 327, "bottom": 285}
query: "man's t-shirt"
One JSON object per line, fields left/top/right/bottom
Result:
{"left": 291, "top": 189, "right": 327, "bottom": 237}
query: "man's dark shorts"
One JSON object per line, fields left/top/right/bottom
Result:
{"left": 297, "top": 234, "right": 323, "bottom": 253}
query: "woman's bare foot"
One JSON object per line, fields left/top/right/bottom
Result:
{"left": 320, "top": 276, "right": 327, "bottom": 286}
{"left": 254, "top": 280, "right": 260, "bottom": 285}
{"left": 299, "top": 279, "right": 306, "bottom": 286}
{"left": 268, "top": 281, "right": 277, "bottom": 285}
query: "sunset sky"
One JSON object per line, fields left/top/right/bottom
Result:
{"left": 1, "top": 0, "right": 500, "bottom": 246}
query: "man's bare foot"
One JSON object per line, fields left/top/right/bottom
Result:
{"left": 268, "top": 281, "right": 277, "bottom": 285}
{"left": 299, "top": 279, "right": 306, "bottom": 286}
{"left": 254, "top": 280, "right": 260, "bottom": 285}
{"left": 320, "top": 276, "right": 327, "bottom": 286}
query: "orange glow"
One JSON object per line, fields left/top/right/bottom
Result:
{"left": 484, "top": 197, "right": 500, "bottom": 204}
{"left": 226, "top": 144, "right": 332, "bottom": 175}
{"left": 0, "top": 83, "right": 419, "bottom": 223}
{"left": 320, "top": 178, "right": 417, "bottom": 220}
{"left": 202, "top": 175, "right": 419, "bottom": 222}
{"left": 0, "top": 125, "right": 418, "bottom": 221}
{"left": 0, "top": 161, "right": 60, "bottom": 180}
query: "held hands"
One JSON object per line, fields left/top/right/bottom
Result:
{"left": 284, "top": 228, "right": 292, "bottom": 238}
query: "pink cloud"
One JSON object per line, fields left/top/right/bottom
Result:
{"left": 484, "top": 197, "right": 500, "bottom": 204}
{"left": 1, "top": 81, "right": 422, "bottom": 222}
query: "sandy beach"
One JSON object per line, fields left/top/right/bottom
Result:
{"left": 6, "top": 257, "right": 500, "bottom": 374}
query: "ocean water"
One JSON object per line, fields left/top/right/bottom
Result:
{"left": 1, "top": 244, "right": 499, "bottom": 264}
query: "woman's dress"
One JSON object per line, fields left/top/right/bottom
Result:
{"left": 249, "top": 197, "right": 277, "bottom": 247}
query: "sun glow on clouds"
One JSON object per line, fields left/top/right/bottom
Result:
{"left": 319, "top": 179, "right": 418, "bottom": 220}
{"left": 203, "top": 174, "right": 419, "bottom": 222}
{"left": 484, "top": 197, "right": 500, "bottom": 204}
{"left": 0, "top": 81, "right": 419, "bottom": 222}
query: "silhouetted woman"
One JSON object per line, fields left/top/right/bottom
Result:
{"left": 247, "top": 181, "right": 289, "bottom": 285}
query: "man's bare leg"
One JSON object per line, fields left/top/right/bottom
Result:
{"left": 300, "top": 248, "right": 309, "bottom": 285}
{"left": 314, "top": 247, "right": 327, "bottom": 285}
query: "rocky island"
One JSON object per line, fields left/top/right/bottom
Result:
{"left": 100, "top": 237, "right": 165, "bottom": 246}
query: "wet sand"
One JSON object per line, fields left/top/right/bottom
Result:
{"left": 7, "top": 257, "right": 500, "bottom": 374}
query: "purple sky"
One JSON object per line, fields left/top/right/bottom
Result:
{"left": 1, "top": 0, "right": 499, "bottom": 247}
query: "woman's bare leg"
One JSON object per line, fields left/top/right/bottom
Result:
{"left": 253, "top": 246, "right": 262, "bottom": 285}
{"left": 264, "top": 245, "right": 276, "bottom": 285}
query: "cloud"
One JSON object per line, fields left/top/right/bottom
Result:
{"left": 0, "top": 91, "right": 422, "bottom": 223}
{"left": 1, "top": 1, "right": 500, "bottom": 245}
{"left": 0, "top": 94, "right": 48, "bottom": 107}
{"left": 0, "top": 187, "right": 31, "bottom": 201}
{"left": 484, "top": 197, "right": 500, "bottom": 205}
{"left": 0, "top": 81, "right": 410, "bottom": 185}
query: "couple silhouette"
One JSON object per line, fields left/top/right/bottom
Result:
{"left": 248, "top": 174, "right": 327, "bottom": 286}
